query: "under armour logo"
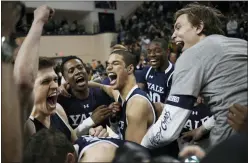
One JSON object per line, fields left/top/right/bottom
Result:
{"left": 149, "top": 75, "right": 153, "bottom": 79}
{"left": 83, "top": 104, "right": 89, "bottom": 108}
{"left": 192, "top": 111, "right": 198, "bottom": 115}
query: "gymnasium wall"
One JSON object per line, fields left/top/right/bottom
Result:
{"left": 17, "top": 33, "right": 118, "bottom": 64}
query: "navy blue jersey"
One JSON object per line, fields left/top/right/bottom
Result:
{"left": 101, "top": 77, "right": 110, "bottom": 85}
{"left": 136, "top": 62, "right": 174, "bottom": 103}
{"left": 74, "top": 136, "right": 125, "bottom": 161}
{"left": 181, "top": 103, "right": 212, "bottom": 140}
{"left": 29, "top": 112, "right": 71, "bottom": 141}
{"left": 117, "top": 85, "right": 157, "bottom": 140}
{"left": 57, "top": 87, "right": 114, "bottom": 129}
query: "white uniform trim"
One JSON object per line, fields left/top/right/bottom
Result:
{"left": 164, "top": 61, "right": 173, "bottom": 74}
{"left": 76, "top": 140, "right": 119, "bottom": 162}
{"left": 145, "top": 67, "right": 153, "bottom": 80}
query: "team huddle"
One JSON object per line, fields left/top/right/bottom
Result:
{"left": 2, "top": 2, "right": 248, "bottom": 163}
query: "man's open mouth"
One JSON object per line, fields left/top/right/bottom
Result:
{"left": 175, "top": 41, "right": 184, "bottom": 50}
{"left": 150, "top": 58, "right": 159, "bottom": 66}
{"left": 47, "top": 92, "right": 57, "bottom": 109}
{"left": 76, "top": 76, "right": 86, "bottom": 87}
{"left": 108, "top": 72, "right": 117, "bottom": 85}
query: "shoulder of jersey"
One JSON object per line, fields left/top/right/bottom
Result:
{"left": 143, "top": 65, "right": 152, "bottom": 72}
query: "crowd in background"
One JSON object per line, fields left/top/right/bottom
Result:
{"left": 2, "top": 1, "right": 248, "bottom": 163}
{"left": 117, "top": 1, "right": 248, "bottom": 45}
{"left": 16, "top": 1, "right": 248, "bottom": 39}
{"left": 17, "top": 18, "right": 87, "bottom": 36}
{"left": 34, "top": 1, "right": 248, "bottom": 85}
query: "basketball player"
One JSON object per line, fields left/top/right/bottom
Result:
{"left": 58, "top": 56, "right": 116, "bottom": 136}
{"left": 137, "top": 38, "right": 212, "bottom": 152}
{"left": 141, "top": 3, "right": 247, "bottom": 149}
{"left": 12, "top": 5, "right": 79, "bottom": 143}
{"left": 89, "top": 49, "right": 157, "bottom": 144}
{"left": 74, "top": 135, "right": 125, "bottom": 162}
{"left": 23, "top": 127, "right": 150, "bottom": 163}
{"left": 136, "top": 38, "right": 179, "bottom": 157}
{"left": 75, "top": 131, "right": 151, "bottom": 162}
{"left": 137, "top": 38, "right": 174, "bottom": 103}
{"left": 13, "top": 5, "right": 109, "bottom": 143}
{"left": 2, "top": 1, "right": 26, "bottom": 162}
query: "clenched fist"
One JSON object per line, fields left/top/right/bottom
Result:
{"left": 34, "top": 5, "right": 54, "bottom": 23}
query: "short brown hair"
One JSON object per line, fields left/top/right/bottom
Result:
{"left": 111, "top": 44, "right": 127, "bottom": 53}
{"left": 175, "top": 3, "right": 225, "bottom": 36}
{"left": 110, "top": 50, "right": 139, "bottom": 68}
{"left": 38, "top": 57, "right": 55, "bottom": 70}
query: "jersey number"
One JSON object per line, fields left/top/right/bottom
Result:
{"left": 149, "top": 92, "right": 161, "bottom": 103}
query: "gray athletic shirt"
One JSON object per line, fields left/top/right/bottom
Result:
{"left": 171, "top": 34, "right": 248, "bottom": 147}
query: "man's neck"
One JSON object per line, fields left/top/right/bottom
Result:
{"left": 31, "top": 107, "right": 51, "bottom": 127}
{"left": 158, "top": 60, "right": 169, "bottom": 72}
{"left": 71, "top": 87, "right": 89, "bottom": 100}
{"left": 119, "top": 75, "right": 136, "bottom": 100}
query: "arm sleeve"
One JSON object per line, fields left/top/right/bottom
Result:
{"left": 141, "top": 96, "right": 194, "bottom": 148}
{"left": 141, "top": 52, "right": 206, "bottom": 148}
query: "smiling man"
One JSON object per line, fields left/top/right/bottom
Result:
{"left": 89, "top": 49, "right": 157, "bottom": 144}
{"left": 58, "top": 56, "right": 115, "bottom": 136}
{"left": 141, "top": 3, "right": 247, "bottom": 149}
{"left": 137, "top": 38, "right": 174, "bottom": 104}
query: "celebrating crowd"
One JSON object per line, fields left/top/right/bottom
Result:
{"left": 2, "top": 1, "right": 248, "bottom": 163}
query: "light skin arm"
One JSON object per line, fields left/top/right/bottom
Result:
{"left": 88, "top": 81, "right": 119, "bottom": 101}
{"left": 125, "top": 96, "right": 150, "bottom": 144}
{"left": 13, "top": 5, "right": 52, "bottom": 120}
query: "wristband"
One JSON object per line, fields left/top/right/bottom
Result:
{"left": 75, "top": 117, "right": 95, "bottom": 136}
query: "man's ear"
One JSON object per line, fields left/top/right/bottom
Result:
{"left": 196, "top": 21, "right": 204, "bottom": 35}
{"left": 127, "top": 65, "right": 134, "bottom": 75}
{"left": 65, "top": 153, "right": 76, "bottom": 163}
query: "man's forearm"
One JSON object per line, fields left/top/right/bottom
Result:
{"left": 141, "top": 104, "right": 191, "bottom": 149}
{"left": 88, "top": 81, "right": 115, "bottom": 99}
{"left": 14, "top": 19, "right": 44, "bottom": 87}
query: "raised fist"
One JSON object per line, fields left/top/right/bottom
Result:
{"left": 34, "top": 5, "right": 54, "bottom": 23}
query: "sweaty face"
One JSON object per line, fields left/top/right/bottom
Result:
{"left": 172, "top": 14, "right": 201, "bottom": 52}
{"left": 147, "top": 42, "right": 166, "bottom": 69}
{"left": 106, "top": 54, "right": 129, "bottom": 90}
{"left": 33, "top": 67, "right": 59, "bottom": 115}
{"left": 64, "top": 59, "right": 88, "bottom": 91}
